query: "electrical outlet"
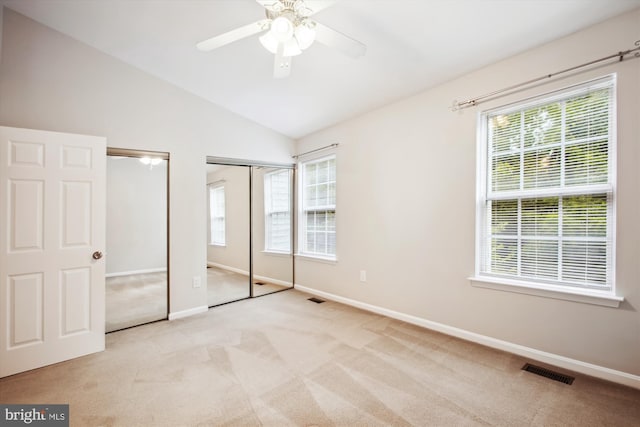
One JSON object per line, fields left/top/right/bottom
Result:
{"left": 192, "top": 276, "right": 202, "bottom": 288}
{"left": 360, "top": 270, "right": 367, "bottom": 282}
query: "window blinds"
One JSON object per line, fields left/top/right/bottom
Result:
{"left": 301, "top": 156, "right": 336, "bottom": 257}
{"left": 480, "top": 76, "right": 614, "bottom": 290}
{"left": 264, "top": 170, "right": 291, "bottom": 252}
{"left": 209, "top": 185, "right": 225, "bottom": 245}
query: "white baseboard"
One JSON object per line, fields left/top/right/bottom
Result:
{"left": 295, "top": 284, "right": 640, "bottom": 390}
{"left": 254, "top": 274, "right": 292, "bottom": 288}
{"left": 207, "top": 262, "right": 248, "bottom": 276}
{"left": 106, "top": 267, "right": 167, "bottom": 278}
{"left": 168, "top": 305, "right": 208, "bottom": 321}
{"left": 208, "top": 262, "right": 292, "bottom": 287}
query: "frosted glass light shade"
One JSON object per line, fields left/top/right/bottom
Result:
{"left": 259, "top": 31, "right": 279, "bottom": 53}
{"left": 260, "top": 32, "right": 302, "bottom": 56}
{"left": 294, "top": 22, "right": 316, "bottom": 50}
{"left": 271, "top": 16, "right": 294, "bottom": 42}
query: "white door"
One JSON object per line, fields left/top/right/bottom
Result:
{"left": 0, "top": 126, "right": 106, "bottom": 377}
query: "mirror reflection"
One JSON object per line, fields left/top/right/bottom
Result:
{"left": 206, "top": 164, "right": 251, "bottom": 306}
{"left": 106, "top": 154, "right": 168, "bottom": 332}
{"left": 252, "top": 167, "right": 294, "bottom": 296}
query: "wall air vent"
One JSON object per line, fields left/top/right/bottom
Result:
{"left": 522, "top": 363, "right": 574, "bottom": 385}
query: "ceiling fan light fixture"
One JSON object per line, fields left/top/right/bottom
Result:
{"left": 259, "top": 31, "right": 279, "bottom": 54}
{"left": 259, "top": 31, "right": 302, "bottom": 56}
{"left": 294, "top": 20, "right": 316, "bottom": 50}
{"left": 270, "top": 16, "right": 294, "bottom": 42}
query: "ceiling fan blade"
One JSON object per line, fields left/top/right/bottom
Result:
{"left": 314, "top": 22, "right": 366, "bottom": 58}
{"left": 256, "top": 0, "right": 336, "bottom": 16}
{"left": 196, "top": 19, "right": 270, "bottom": 51}
{"left": 273, "top": 43, "right": 292, "bottom": 78}
{"left": 255, "top": 0, "right": 284, "bottom": 12}
{"left": 303, "top": 0, "right": 338, "bottom": 16}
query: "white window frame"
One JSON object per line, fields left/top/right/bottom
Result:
{"left": 264, "top": 169, "right": 291, "bottom": 254}
{"left": 297, "top": 154, "right": 337, "bottom": 261}
{"left": 208, "top": 183, "right": 225, "bottom": 246}
{"left": 471, "top": 75, "right": 622, "bottom": 307}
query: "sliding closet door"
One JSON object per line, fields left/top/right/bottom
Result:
{"left": 206, "top": 164, "right": 251, "bottom": 306}
{"left": 105, "top": 152, "right": 168, "bottom": 332}
{"left": 252, "top": 167, "right": 294, "bottom": 296}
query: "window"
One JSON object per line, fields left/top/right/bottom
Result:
{"left": 476, "top": 76, "right": 615, "bottom": 294}
{"left": 264, "top": 169, "right": 291, "bottom": 253}
{"left": 209, "top": 184, "right": 225, "bottom": 245}
{"left": 299, "top": 155, "right": 336, "bottom": 259}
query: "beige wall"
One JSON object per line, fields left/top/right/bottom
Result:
{"left": 0, "top": 9, "right": 294, "bottom": 314}
{"left": 295, "top": 9, "right": 640, "bottom": 377}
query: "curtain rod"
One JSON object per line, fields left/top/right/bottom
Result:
{"left": 292, "top": 143, "right": 339, "bottom": 159}
{"left": 451, "top": 40, "right": 640, "bottom": 111}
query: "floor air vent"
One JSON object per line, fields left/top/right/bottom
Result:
{"left": 522, "top": 363, "right": 574, "bottom": 385}
{"left": 254, "top": 282, "right": 265, "bottom": 286}
{"left": 308, "top": 297, "right": 325, "bottom": 304}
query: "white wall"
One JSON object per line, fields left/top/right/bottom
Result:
{"left": 295, "top": 8, "right": 640, "bottom": 379}
{"left": 106, "top": 156, "right": 167, "bottom": 275}
{"left": 0, "top": 9, "right": 294, "bottom": 314}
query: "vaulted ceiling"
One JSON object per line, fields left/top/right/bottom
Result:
{"left": 2, "top": 0, "right": 639, "bottom": 138}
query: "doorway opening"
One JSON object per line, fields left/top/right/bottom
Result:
{"left": 106, "top": 148, "right": 169, "bottom": 332}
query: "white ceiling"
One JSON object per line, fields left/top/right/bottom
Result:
{"left": 2, "top": 0, "right": 639, "bottom": 139}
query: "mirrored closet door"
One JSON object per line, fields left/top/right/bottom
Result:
{"left": 252, "top": 167, "right": 294, "bottom": 297}
{"left": 106, "top": 149, "right": 169, "bottom": 332}
{"left": 206, "top": 164, "right": 251, "bottom": 306}
{"left": 206, "top": 159, "right": 294, "bottom": 307}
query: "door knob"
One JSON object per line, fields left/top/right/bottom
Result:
{"left": 92, "top": 251, "right": 103, "bottom": 260}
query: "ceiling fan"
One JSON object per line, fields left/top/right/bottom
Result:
{"left": 196, "top": 0, "right": 366, "bottom": 78}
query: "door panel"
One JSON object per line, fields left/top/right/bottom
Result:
{"left": 8, "top": 273, "right": 44, "bottom": 347}
{"left": 0, "top": 126, "right": 106, "bottom": 378}
{"left": 61, "top": 181, "right": 92, "bottom": 247}
{"left": 61, "top": 267, "right": 91, "bottom": 335}
{"left": 10, "top": 179, "right": 44, "bottom": 251}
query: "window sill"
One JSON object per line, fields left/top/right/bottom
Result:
{"left": 295, "top": 253, "right": 338, "bottom": 264}
{"left": 209, "top": 243, "right": 226, "bottom": 248}
{"left": 469, "top": 276, "right": 623, "bottom": 308}
{"left": 261, "top": 250, "right": 292, "bottom": 257}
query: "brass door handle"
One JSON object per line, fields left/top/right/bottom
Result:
{"left": 92, "top": 251, "right": 103, "bottom": 260}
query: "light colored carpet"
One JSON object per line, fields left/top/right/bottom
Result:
{"left": 1, "top": 289, "right": 639, "bottom": 426}
{"left": 207, "top": 266, "right": 289, "bottom": 307}
{"left": 106, "top": 272, "right": 168, "bottom": 332}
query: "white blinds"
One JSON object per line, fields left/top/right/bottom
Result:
{"left": 209, "top": 185, "right": 225, "bottom": 245}
{"left": 264, "top": 169, "right": 291, "bottom": 252}
{"left": 301, "top": 156, "right": 336, "bottom": 257}
{"left": 480, "top": 76, "right": 614, "bottom": 290}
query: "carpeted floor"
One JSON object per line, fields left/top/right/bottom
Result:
{"left": 1, "top": 289, "right": 639, "bottom": 426}
{"left": 106, "top": 268, "right": 288, "bottom": 333}
{"left": 207, "top": 266, "right": 289, "bottom": 307}
{"left": 106, "top": 272, "right": 168, "bottom": 332}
